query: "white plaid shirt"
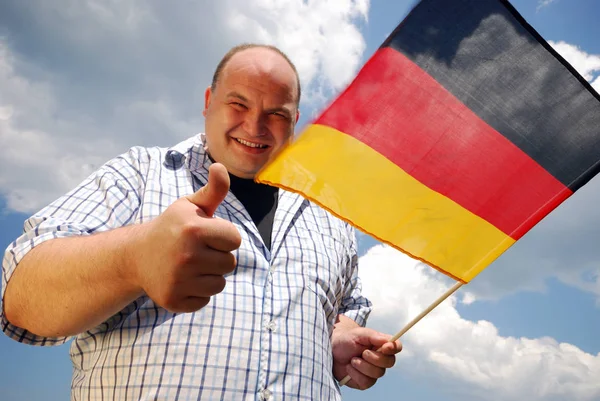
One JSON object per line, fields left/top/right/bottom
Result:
{"left": 1, "top": 134, "right": 372, "bottom": 401}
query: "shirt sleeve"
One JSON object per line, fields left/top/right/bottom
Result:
{"left": 1, "top": 147, "right": 146, "bottom": 346}
{"left": 337, "top": 225, "right": 372, "bottom": 327}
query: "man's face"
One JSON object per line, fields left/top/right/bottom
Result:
{"left": 203, "top": 47, "right": 300, "bottom": 179}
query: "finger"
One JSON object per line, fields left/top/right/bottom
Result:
{"left": 362, "top": 349, "right": 396, "bottom": 369}
{"left": 187, "top": 163, "right": 230, "bottom": 217}
{"left": 379, "top": 339, "right": 403, "bottom": 355}
{"left": 350, "top": 357, "right": 386, "bottom": 380}
{"left": 180, "top": 275, "right": 227, "bottom": 298}
{"left": 200, "top": 218, "right": 242, "bottom": 252}
{"left": 188, "top": 247, "right": 237, "bottom": 275}
{"left": 344, "top": 363, "right": 377, "bottom": 390}
{"left": 353, "top": 328, "right": 393, "bottom": 349}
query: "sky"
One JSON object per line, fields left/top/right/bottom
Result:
{"left": 1, "top": 0, "right": 600, "bottom": 400}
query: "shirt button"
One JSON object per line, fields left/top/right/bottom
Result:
{"left": 259, "top": 388, "right": 272, "bottom": 400}
{"left": 266, "top": 321, "right": 276, "bottom": 332}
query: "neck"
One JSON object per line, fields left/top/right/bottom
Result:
{"left": 206, "top": 153, "right": 255, "bottom": 181}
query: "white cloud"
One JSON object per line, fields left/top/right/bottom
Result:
{"left": 226, "top": 0, "right": 368, "bottom": 99}
{"left": 592, "top": 76, "right": 600, "bottom": 94}
{"left": 549, "top": 41, "right": 600, "bottom": 81}
{"left": 0, "top": 0, "right": 369, "bottom": 213}
{"left": 460, "top": 292, "right": 477, "bottom": 305}
{"left": 358, "top": 245, "right": 600, "bottom": 401}
{"left": 0, "top": 43, "right": 114, "bottom": 212}
{"left": 537, "top": 0, "right": 558, "bottom": 12}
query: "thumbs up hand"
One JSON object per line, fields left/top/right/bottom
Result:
{"left": 129, "top": 163, "right": 242, "bottom": 313}
{"left": 186, "top": 163, "right": 231, "bottom": 218}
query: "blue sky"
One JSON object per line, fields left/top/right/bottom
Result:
{"left": 1, "top": 0, "right": 600, "bottom": 400}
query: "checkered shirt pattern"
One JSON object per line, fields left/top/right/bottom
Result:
{"left": 1, "top": 134, "right": 372, "bottom": 400}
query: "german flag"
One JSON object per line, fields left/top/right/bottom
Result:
{"left": 256, "top": 0, "right": 600, "bottom": 283}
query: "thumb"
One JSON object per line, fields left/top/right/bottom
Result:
{"left": 187, "top": 163, "right": 230, "bottom": 217}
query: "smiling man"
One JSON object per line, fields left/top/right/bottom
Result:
{"left": 1, "top": 44, "right": 401, "bottom": 400}
{"left": 204, "top": 45, "right": 300, "bottom": 178}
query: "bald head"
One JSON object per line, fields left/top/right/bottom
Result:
{"left": 211, "top": 44, "right": 301, "bottom": 106}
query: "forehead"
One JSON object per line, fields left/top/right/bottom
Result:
{"left": 219, "top": 48, "right": 298, "bottom": 104}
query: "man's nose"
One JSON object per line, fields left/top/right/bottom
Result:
{"left": 243, "top": 111, "right": 267, "bottom": 137}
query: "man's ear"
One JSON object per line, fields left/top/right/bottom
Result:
{"left": 295, "top": 109, "right": 300, "bottom": 124}
{"left": 203, "top": 86, "right": 212, "bottom": 117}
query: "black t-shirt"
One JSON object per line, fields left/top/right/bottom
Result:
{"left": 228, "top": 173, "right": 278, "bottom": 250}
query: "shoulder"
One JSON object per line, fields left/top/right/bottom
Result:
{"left": 102, "top": 134, "right": 204, "bottom": 173}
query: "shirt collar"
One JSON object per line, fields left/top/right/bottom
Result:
{"left": 163, "top": 133, "right": 308, "bottom": 258}
{"left": 164, "top": 133, "right": 211, "bottom": 173}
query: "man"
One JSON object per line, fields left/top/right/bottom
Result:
{"left": 1, "top": 43, "right": 401, "bottom": 400}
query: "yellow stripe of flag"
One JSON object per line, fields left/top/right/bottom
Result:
{"left": 257, "top": 124, "right": 516, "bottom": 282}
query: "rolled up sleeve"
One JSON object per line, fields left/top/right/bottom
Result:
{"left": 1, "top": 148, "right": 145, "bottom": 345}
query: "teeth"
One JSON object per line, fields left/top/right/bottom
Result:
{"left": 236, "top": 138, "right": 267, "bottom": 148}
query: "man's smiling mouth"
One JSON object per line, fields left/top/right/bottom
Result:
{"left": 235, "top": 138, "right": 269, "bottom": 149}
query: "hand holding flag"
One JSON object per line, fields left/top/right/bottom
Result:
{"left": 331, "top": 316, "right": 402, "bottom": 390}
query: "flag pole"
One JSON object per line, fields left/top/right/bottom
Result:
{"left": 338, "top": 281, "right": 464, "bottom": 387}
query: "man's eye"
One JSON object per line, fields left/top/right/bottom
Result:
{"left": 231, "top": 102, "right": 247, "bottom": 109}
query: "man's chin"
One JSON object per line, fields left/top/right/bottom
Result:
{"left": 228, "top": 165, "right": 260, "bottom": 180}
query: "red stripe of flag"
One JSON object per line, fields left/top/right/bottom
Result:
{"left": 315, "top": 47, "right": 572, "bottom": 239}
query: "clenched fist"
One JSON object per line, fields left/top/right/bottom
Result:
{"left": 129, "top": 163, "right": 242, "bottom": 313}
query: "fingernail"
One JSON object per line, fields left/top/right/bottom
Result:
{"left": 351, "top": 357, "right": 360, "bottom": 366}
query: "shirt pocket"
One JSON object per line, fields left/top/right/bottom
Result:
{"left": 291, "top": 228, "right": 347, "bottom": 329}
